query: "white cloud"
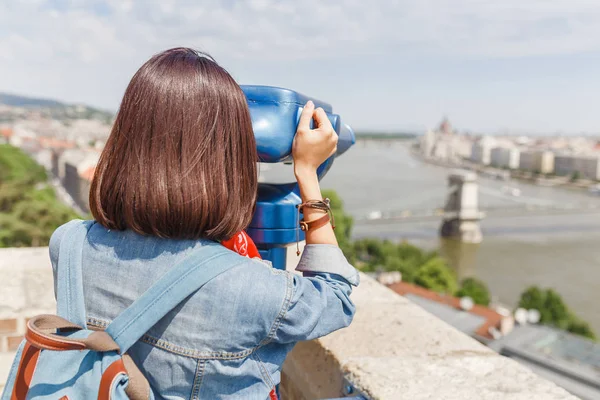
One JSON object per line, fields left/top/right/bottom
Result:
{"left": 5, "top": 0, "right": 600, "bottom": 66}
{"left": 2, "top": 0, "right": 600, "bottom": 131}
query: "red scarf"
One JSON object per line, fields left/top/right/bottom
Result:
{"left": 221, "top": 232, "right": 278, "bottom": 400}
{"left": 221, "top": 231, "right": 261, "bottom": 259}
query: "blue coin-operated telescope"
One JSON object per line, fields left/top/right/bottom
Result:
{"left": 241, "top": 85, "right": 355, "bottom": 270}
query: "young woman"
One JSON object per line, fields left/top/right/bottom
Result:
{"left": 49, "top": 47, "right": 359, "bottom": 399}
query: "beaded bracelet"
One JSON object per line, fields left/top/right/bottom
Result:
{"left": 295, "top": 198, "right": 336, "bottom": 255}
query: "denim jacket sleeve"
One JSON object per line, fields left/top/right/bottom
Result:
{"left": 272, "top": 244, "right": 360, "bottom": 344}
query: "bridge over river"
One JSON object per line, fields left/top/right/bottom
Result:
{"left": 355, "top": 185, "right": 600, "bottom": 225}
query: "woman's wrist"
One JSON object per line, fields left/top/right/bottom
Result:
{"left": 294, "top": 164, "right": 317, "bottom": 181}
{"left": 294, "top": 165, "right": 322, "bottom": 202}
{"left": 294, "top": 165, "right": 338, "bottom": 246}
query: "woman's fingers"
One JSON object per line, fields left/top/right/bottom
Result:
{"left": 298, "top": 100, "right": 315, "bottom": 131}
{"left": 313, "top": 107, "right": 331, "bottom": 130}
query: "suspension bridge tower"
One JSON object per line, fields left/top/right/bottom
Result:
{"left": 440, "top": 171, "right": 484, "bottom": 243}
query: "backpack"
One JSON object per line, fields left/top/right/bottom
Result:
{"left": 2, "top": 220, "right": 247, "bottom": 400}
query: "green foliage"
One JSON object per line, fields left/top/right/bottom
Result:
{"left": 455, "top": 277, "right": 491, "bottom": 306}
{"left": 0, "top": 144, "right": 47, "bottom": 184}
{"left": 544, "top": 289, "right": 571, "bottom": 329}
{"left": 322, "top": 189, "right": 354, "bottom": 259}
{"left": 413, "top": 257, "right": 458, "bottom": 294}
{"left": 518, "top": 286, "right": 546, "bottom": 311}
{"left": 0, "top": 145, "right": 80, "bottom": 247}
{"left": 322, "top": 188, "right": 457, "bottom": 294}
{"left": 570, "top": 171, "right": 581, "bottom": 182}
{"left": 352, "top": 237, "right": 457, "bottom": 294}
{"left": 518, "top": 286, "right": 596, "bottom": 341}
{"left": 567, "top": 319, "right": 596, "bottom": 340}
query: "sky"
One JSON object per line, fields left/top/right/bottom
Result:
{"left": 2, "top": 0, "right": 600, "bottom": 134}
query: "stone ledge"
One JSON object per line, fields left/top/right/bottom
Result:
{"left": 282, "top": 274, "right": 577, "bottom": 399}
{"left": 0, "top": 247, "right": 56, "bottom": 319}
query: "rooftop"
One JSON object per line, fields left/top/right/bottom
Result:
{"left": 79, "top": 166, "right": 95, "bottom": 182}
{"left": 489, "top": 324, "right": 600, "bottom": 400}
{"left": 388, "top": 281, "right": 506, "bottom": 340}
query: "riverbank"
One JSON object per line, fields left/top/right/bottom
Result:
{"left": 409, "top": 142, "right": 599, "bottom": 193}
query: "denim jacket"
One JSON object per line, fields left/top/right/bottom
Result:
{"left": 49, "top": 221, "right": 359, "bottom": 399}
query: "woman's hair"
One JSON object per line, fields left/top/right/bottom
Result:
{"left": 89, "top": 47, "right": 257, "bottom": 242}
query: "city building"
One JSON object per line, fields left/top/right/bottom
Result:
{"left": 470, "top": 136, "right": 497, "bottom": 165}
{"left": 0, "top": 128, "right": 12, "bottom": 144}
{"left": 420, "top": 125, "right": 472, "bottom": 164}
{"left": 439, "top": 117, "right": 453, "bottom": 135}
{"left": 452, "top": 136, "right": 473, "bottom": 159}
{"left": 59, "top": 149, "right": 100, "bottom": 212}
{"left": 32, "top": 148, "right": 53, "bottom": 171}
{"left": 489, "top": 324, "right": 600, "bottom": 400}
{"left": 387, "top": 281, "right": 513, "bottom": 341}
{"left": 490, "top": 147, "right": 520, "bottom": 169}
{"left": 554, "top": 154, "right": 600, "bottom": 180}
{"left": 420, "top": 129, "right": 436, "bottom": 158}
{"left": 519, "top": 150, "right": 555, "bottom": 174}
{"left": 554, "top": 154, "right": 577, "bottom": 178}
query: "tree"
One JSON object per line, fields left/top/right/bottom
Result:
{"left": 0, "top": 145, "right": 81, "bottom": 247}
{"left": 456, "top": 277, "right": 491, "bottom": 306}
{"left": 567, "top": 320, "right": 596, "bottom": 341}
{"left": 384, "top": 257, "right": 419, "bottom": 282}
{"left": 413, "top": 257, "right": 457, "bottom": 294}
{"left": 518, "top": 286, "right": 547, "bottom": 315}
{"left": 543, "top": 289, "right": 571, "bottom": 329}
{"left": 517, "top": 286, "right": 596, "bottom": 341}
{"left": 570, "top": 171, "right": 581, "bottom": 182}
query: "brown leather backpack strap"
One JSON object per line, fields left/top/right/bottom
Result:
{"left": 25, "top": 315, "right": 120, "bottom": 352}
{"left": 21, "top": 315, "right": 150, "bottom": 399}
{"left": 11, "top": 342, "right": 41, "bottom": 400}
{"left": 25, "top": 315, "right": 85, "bottom": 351}
{"left": 122, "top": 355, "right": 151, "bottom": 400}
{"left": 97, "top": 356, "right": 151, "bottom": 400}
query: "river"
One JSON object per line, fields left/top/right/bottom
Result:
{"left": 318, "top": 140, "right": 600, "bottom": 334}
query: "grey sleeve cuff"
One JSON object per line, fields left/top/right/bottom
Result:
{"left": 296, "top": 244, "right": 360, "bottom": 286}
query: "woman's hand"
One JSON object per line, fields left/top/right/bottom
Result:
{"left": 292, "top": 100, "right": 339, "bottom": 247}
{"left": 292, "top": 100, "right": 338, "bottom": 178}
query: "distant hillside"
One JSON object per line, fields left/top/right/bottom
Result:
{"left": 0, "top": 92, "right": 114, "bottom": 124}
{"left": 0, "top": 93, "right": 64, "bottom": 108}
{"left": 355, "top": 131, "right": 419, "bottom": 140}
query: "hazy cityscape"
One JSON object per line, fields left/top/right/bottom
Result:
{"left": 3, "top": 1, "right": 600, "bottom": 399}
{"left": 2, "top": 90, "right": 600, "bottom": 397}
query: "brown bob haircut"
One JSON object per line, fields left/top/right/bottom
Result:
{"left": 90, "top": 47, "right": 257, "bottom": 242}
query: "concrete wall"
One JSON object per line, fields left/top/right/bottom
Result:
{"left": 0, "top": 248, "right": 577, "bottom": 399}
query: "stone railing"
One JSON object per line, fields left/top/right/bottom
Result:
{"left": 280, "top": 273, "right": 577, "bottom": 399}
{"left": 0, "top": 247, "right": 57, "bottom": 391}
{"left": 0, "top": 247, "right": 577, "bottom": 399}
